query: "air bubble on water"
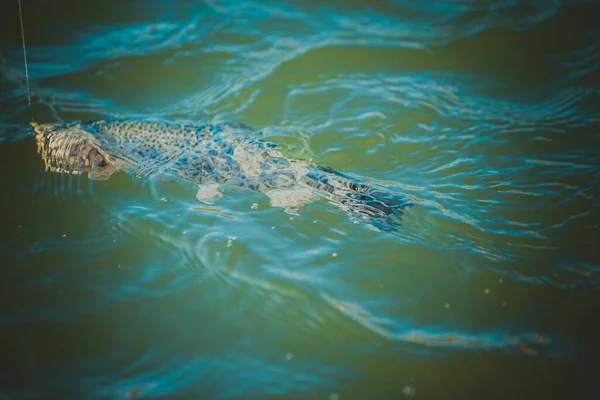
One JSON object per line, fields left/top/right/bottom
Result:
{"left": 289, "top": 217, "right": 294, "bottom": 220}
{"left": 160, "top": 197, "right": 168, "bottom": 202}
{"left": 271, "top": 226, "right": 275, "bottom": 229}
{"left": 251, "top": 203, "right": 258, "bottom": 210}
{"left": 445, "top": 303, "right": 450, "bottom": 308}
{"left": 62, "top": 234, "right": 67, "bottom": 237}
{"left": 332, "top": 253, "right": 338, "bottom": 258}
{"left": 227, "top": 236, "right": 236, "bottom": 247}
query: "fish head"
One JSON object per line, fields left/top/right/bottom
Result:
{"left": 32, "top": 120, "right": 117, "bottom": 180}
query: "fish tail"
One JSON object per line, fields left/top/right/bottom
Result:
{"left": 302, "top": 166, "right": 411, "bottom": 231}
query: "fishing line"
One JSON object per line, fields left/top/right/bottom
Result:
{"left": 10, "top": 0, "right": 128, "bottom": 125}
{"left": 2, "top": 0, "right": 63, "bottom": 122}
{"left": 17, "top": 0, "right": 31, "bottom": 104}
{"left": 11, "top": 1, "right": 138, "bottom": 125}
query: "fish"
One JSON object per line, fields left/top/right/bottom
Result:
{"left": 32, "top": 119, "right": 411, "bottom": 231}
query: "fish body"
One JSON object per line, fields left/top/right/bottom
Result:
{"left": 33, "top": 119, "right": 410, "bottom": 230}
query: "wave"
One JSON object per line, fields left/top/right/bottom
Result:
{"left": 1, "top": 0, "right": 599, "bottom": 398}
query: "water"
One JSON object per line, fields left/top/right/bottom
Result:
{"left": 1, "top": 0, "right": 599, "bottom": 398}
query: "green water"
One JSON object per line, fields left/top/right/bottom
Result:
{"left": 1, "top": 0, "right": 599, "bottom": 399}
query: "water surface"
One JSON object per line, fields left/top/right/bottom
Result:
{"left": 1, "top": 0, "right": 600, "bottom": 398}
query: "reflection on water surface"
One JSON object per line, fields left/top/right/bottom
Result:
{"left": 1, "top": 0, "right": 599, "bottom": 398}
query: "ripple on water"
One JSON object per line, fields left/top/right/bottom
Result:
{"left": 1, "top": 0, "right": 600, "bottom": 398}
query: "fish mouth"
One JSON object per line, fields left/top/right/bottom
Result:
{"left": 32, "top": 121, "right": 117, "bottom": 180}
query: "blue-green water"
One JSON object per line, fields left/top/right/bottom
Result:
{"left": 1, "top": 0, "right": 599, "bottom": 398}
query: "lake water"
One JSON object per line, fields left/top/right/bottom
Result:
{"left": 1, "top": 0, "right": 599, "bottom": 399}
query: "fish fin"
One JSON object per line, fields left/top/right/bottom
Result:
{"left": 265, "top": 188, "right": 315, "bottom": 215}
{"left": 196, "top": 183, "right": 223, "bottom": 204}
{"left": 148, "top": 170, "right": 179, "bottom": 184}
{"left": 88, "top": 163, "right": 117, "bottom": 180}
